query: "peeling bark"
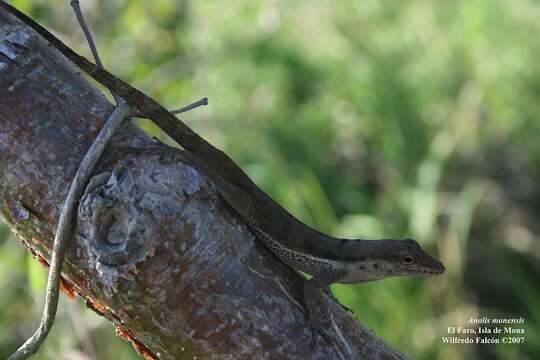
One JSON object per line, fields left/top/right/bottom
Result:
{"left": 0, "top": 7, "right": 408, "bottom": 359}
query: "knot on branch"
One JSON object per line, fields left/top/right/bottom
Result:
{"left": 78, "top": 161, "right": 156, "bottom": 269}
{"left": 0, "top": 24, "right": 30, "bottom": 70}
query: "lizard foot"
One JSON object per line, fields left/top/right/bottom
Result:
{"left": 307, "top": 315, "right": 336, "bottom": 350}
{"left": 303, "top": 282, "right": 337, "bottom": 349}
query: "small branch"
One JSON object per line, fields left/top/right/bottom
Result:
{"left": 171, "top": 97, "right": 208, "bottom": 115}
{"left": 69, "top": 0, "right": 102, "bottom": 68}
{"left": 131, "top": 97, "right": 208, "bottom": 118}
{"left": 8, "top": 101, "right": 131, "bottom": 360}
{"left": 69, "top": 0, "right": 121, "bottom": 104}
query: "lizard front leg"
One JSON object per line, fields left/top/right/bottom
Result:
{"left": 303, "top": 270, "right": 346, "bottom": 348}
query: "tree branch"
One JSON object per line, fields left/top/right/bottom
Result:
{"left": 0, "top": 5, "right": 408, "bottom": 359}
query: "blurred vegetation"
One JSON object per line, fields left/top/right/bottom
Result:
{"left": 1, "top": 0, "right": 540, "bottom": 359}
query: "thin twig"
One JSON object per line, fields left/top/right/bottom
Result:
{"left": 131, "top": 97, "right": 208, "bottom": 118}
{"left": 8, "top": 101, "right": 131, "bottom": 360}
{"left": 70, "top": 0, "right": 121, "bottom": 104}
{"left": 70, "top": 0, "right": 102, "bottom": 67}
{"left": 171, "top": 97, "right": 208, "bottom": 114}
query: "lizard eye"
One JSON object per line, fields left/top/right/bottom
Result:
{"left": 404, "top": 255, "right": 413, "bottom": 264}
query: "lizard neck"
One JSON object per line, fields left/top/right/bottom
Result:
{"left": 252, "top": 225, "right": 347, "bottom": 277}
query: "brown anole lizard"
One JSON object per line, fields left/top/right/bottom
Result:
{"left": 1, "top": 1, "right": 445, "bottom": 340}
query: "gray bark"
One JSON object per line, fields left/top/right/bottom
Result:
{"left": 0, "top": 7, "right": 408, "bottom": 359}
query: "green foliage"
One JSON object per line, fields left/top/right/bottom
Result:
{"left": 1, "top": 0, "right": 539, "bottom": 358}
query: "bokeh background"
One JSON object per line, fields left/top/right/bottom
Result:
{"left": 1, "top": 0, "right": 539, "bottom": 359}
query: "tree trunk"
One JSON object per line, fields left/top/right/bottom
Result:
{"left": 0, "top": 6, "right": 408, "bottom": 359}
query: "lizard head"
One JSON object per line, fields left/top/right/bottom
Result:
{"left": 388, "top": 239, "right": 445, "bottom": 276}
{"left": 342, "top": 239, "right": 445, "bottom": 282}
{"left": 370, "top": 239, "right": 445, "bottom": 278}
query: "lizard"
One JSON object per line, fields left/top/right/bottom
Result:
{"left": 0, "top": 1, "right": 445, "bottom": 342}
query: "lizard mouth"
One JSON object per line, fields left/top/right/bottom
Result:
{"left": 416, "top": 265, "right": 445, "bottom": 276}
{"left": 414, "top": 257, "right": 446, "bottom": 276}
